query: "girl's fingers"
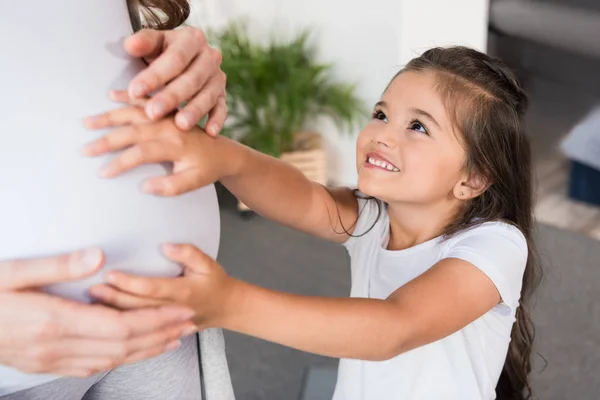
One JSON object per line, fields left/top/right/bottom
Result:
{"left": 84, "top": 106, "right": 149, "bottom": 130}
{"left": 162, "top": 244, "right": 214, "bottom": 275}
{"left": 89, "top": 284, "right": 168, "bottom": 310}
{"left": 99, "top": 141, "right": 178, "bottom": 178}
{"left": 96, "top": 272, "right": 181, "bottom": 301}
{"left": 83, "top": 125, "right": 157, "bottom": 157}
{"left": 143, "top": 169, "right": 204, "bottom": 197}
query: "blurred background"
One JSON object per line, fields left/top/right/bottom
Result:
{"left": 184, "top": 1, "right": 600, "bottom": 399}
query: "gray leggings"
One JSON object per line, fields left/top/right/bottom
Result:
{"left": 1, "top": 335, "right": 202, "bottom": 400}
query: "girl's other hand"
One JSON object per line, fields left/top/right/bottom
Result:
{"left": 83, "top": 105, "right": 237, "bottom": 196}
{"left": 89, "top": 244, "right": 237, "bottom": 330}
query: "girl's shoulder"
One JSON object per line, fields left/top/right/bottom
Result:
{"left": 441, "top": 220, "right": 529, "bottom": 315}
{"left": 444, "top": 220, "right": 527, "bottom": 252}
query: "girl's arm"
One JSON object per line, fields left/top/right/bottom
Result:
{"left": 85, "top": 106, "right": 360, "bottom": 244}
{"left": 97, "top": 250, "right": 502, "bottom": 361}
{"left": 218, "top": 257, "right": 501, "bottom": 361}
{"left": 95, "top": 228, "right": 524, "bottom": 361}
{"left": 220, "top": 141, "right": 359, "bottom": 243}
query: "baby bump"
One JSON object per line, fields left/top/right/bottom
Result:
{"left": 0, "top": 129, "right": 221, "bottom": 303}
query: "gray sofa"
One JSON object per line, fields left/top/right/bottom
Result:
{"left": 489, "top": 0, "right": 600, "bottom": 93}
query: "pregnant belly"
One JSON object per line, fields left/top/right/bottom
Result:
{"left": 0, "top": 119, "right": 220, "bottom": 303}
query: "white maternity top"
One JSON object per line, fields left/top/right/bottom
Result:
{"left": 0, "top": 0, "right": 222, "bottom": 394}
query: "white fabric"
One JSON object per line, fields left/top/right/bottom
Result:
{"left": 0, "top": 1, "right": 222, "bottom": 394}
{"left": 333, "top": 198, "right": 528, "bottom": 400}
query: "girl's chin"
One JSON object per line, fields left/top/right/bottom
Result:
{"left": 357, "top": 179, "right": 385, "bottom": 199}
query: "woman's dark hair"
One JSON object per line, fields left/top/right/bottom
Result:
{"left": 127, "top": 0, "right": 191, "bottom": 31}
{"left": 388, "top": 46, "right": 542, "bottom": 399}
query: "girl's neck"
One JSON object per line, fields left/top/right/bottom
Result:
{"left": 386, "top": 201, "right": 458, "bottom": 251}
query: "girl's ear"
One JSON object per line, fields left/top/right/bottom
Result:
{"left": 453, "top": 172, "right": 490, "bottom": 200}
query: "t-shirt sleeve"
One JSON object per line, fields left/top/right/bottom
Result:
{"left": 445, "top": 223, "right": 528, "bottom": 315}
{"left": 342, "top": 195, "right": 384, "bottom": 250}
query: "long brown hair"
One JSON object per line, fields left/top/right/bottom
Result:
{"left": 127, "top": 0, "right": 191, "bottom": 31}
{"left": 389, "top": 47, "right": 541, "bottom": 399}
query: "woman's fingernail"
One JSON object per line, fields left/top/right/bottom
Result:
{"left": 147, "top": 101, "right": 165, "bottom": 119}
{"left": 130, "top": 83, "right": 148, "bottom": 98}
{"left": 175, "top": 112, "right": 193, "bottom": 130}
{"left": 207, "top": 124, "right": 219, "bottom": 136}
{"left": 165, "top": 340, "right": 181, "bottom": 351}
{"left": 77, "top": 249, "right": 103, "bottom": 274}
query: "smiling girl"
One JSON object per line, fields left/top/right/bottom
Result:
{"left": 86, "top": 46, "right": 542, "bottom": 400}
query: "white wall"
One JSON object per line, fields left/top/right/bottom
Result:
{"left": 188, "top": 0, "right": 490, "bottom": 186}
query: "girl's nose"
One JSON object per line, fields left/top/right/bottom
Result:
{"left": 372, "top": 126, "right": 397, "bottom": 149}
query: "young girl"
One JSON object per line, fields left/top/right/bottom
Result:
{"left": 86, "top": 46, "right": 542, "bottom": 400}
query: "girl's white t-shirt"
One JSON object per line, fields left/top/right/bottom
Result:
{"left": 0, "top": 1, "right": 220, "bottom": 395}
{"left": 333, "top": 198, "right": 528, "bottom": 400}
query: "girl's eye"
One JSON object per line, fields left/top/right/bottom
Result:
{"left": 409, "top": 120, "right": 429, "bottom": 135}
{"left": 372, "top": 109, "right": 387, "bottom": 122}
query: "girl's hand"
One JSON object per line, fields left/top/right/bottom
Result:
{"left": 88, "top": 244, "right": 236, "bottom": 329}
{"left": 83, "top": 104, "right": 237, "bottom": 196}
{"left": 122, "top": 27, "right": 227, "bottom": 134}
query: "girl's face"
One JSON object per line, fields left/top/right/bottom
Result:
{"left": 356, "top": 70, "right": 468, "bottom": 207}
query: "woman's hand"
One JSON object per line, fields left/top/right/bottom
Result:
{"left": 89, "top": 244, "right": 236, "bottom": 330}
{"left": 83, "top": 104, "right": 243, "bottom": 196}
{"left": 119, "top": 27, "right": 227, "bottom": 134}
{"left": 0, "top": 250, "right": 197, "bottom": 378}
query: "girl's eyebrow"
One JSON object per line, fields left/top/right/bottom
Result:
{"left": 375, "top": 100, "right": 441, "bottom": 129}
{"left": 410, "top": 108, "right": 441, "bottom": 129}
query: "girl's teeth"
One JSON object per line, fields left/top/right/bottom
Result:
{"left": 367, "top": 156, "right": 399, "bottom": 172}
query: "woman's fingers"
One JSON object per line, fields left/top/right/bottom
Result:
{"left": 0, "top": 249, "right": 103, "bottom": 291}
{"left": 155, "top": 49, "right": 216, "bottom": 129}
{"left": 174, "top": 70, "right": 227, "bottom": 131}
{"left": 41, "top": 323, "right": 193, "bottom": 375}
{"left": 109, "top": 90, "right": 150, "bottom": 108}
{"left": 205, "top": 95, "right": 227, "bottom": 137}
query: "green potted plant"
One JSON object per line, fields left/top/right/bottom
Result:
{"left": 210, "top": 21, "right": 367, "bottom": 211}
